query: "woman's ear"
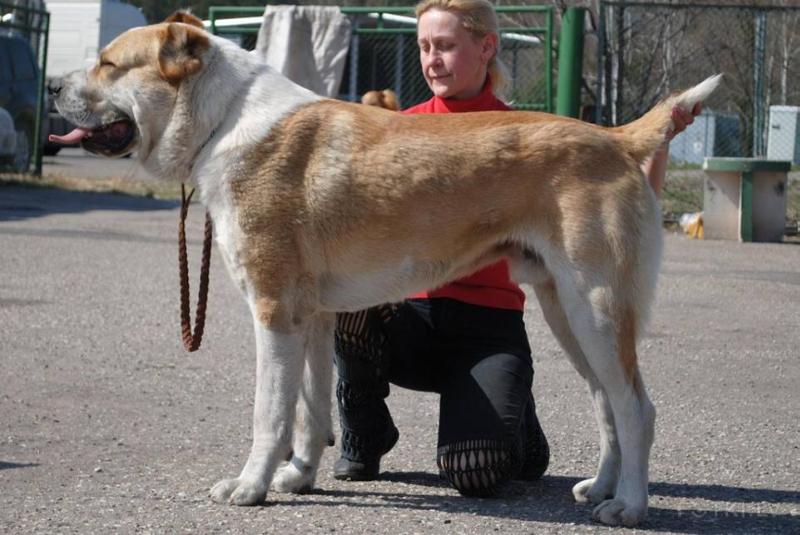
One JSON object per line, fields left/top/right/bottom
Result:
{"left": 480, "top": 32, "right": 499, "bottom": 64}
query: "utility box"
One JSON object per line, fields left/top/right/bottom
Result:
{"left": 702, "top": 158, "right": 791, "bottom": 242}
{"left": 670, "top": 111, "right": 741, "bottom": 165}
{"left": 767, "top": 105, "right": 800, "bottom": 164}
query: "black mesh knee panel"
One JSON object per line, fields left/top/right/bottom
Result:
{"left": 335, "top": 305, "right": 398, "bottom": 368}
{"left": 437, "top": 439, "right": 522, "bottom": 497}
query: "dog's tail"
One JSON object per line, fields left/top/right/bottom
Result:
{"left": 614, "top": 74, "right": 723, "bottom": 163}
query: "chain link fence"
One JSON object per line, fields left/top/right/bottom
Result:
{"left": 0, "top": 0, "right": 49, "bottom": 175}
{"left": 208, "top": 5, "right": 554, "bottom": 112}
{"left": 596, "top": 1, "right": 800, "bottom": 166}
{"left": 343, "top": 6, "right": 553, "bottom": 110}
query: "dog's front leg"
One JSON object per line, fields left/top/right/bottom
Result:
{"left": 210, "top": 319, "right": 306, "bottom": 505}
{"left": 273, "top": 314, "right": 335, "bottom": 493}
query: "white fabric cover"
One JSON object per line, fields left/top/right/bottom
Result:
{"left": 255, "top": 5, "right": 352, "bottom": 98}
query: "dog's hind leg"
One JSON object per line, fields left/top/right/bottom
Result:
{"left": 273, "top": 313, "right": 336, "bottom": 493}
{"left": 210, "top": 315, "right": 307, "bottom": 506}
{"left": 531, "top": 279, "right": 620, "bottom": 505}
{"left": 550, "top": 274, "right": 655, "bottom": 527}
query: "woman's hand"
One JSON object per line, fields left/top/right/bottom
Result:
{"left": 644, "top": 103, "right": 702, "bottom": 197}
{"left": 667, "top": 103, "right": 701, "bottom": 142}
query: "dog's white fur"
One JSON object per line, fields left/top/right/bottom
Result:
{"left": 50, "top": 16, "right": 721, "bottom": 527}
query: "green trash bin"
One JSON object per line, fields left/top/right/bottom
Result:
{"left": 702, "top": 157, "right": 792, "bottom": 242}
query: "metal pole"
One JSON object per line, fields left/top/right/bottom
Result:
{"left": 753, "top": 10, "right": 766, "bottom": 157}
{"left": 614, "top": 5, "right": 625, "bottom": 125}
{"left": 349, "top": 18, "right": 360, "bottom": 102}
{"left": 33, "top": 12, "right": 49, "bottom": 176}
{"left": 596, "top": 2, "right": 606, "bottom": 125}
{"left": 556, "top": 7, "right": 585, "bottom": 118}
{"left": 512, "top": 47, "right": 518, "bottom": 96}
{"left": 545, "top": 9, "right": 553, "bottom": 113}
{"left": 394, "top": 33, "right": 404, "bottom": 100}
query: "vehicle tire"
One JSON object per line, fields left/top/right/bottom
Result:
{"left": 13, "top": 123, "right": 32, "bottom": 172}
{"left": 43, "top": 144, "right": 61, "bottom": 156}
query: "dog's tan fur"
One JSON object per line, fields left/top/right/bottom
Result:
{"left": 232, "top": 100, "right": 648, "bottom": 336}
{"left": 50, "top": 16, "right": 721, "bottom": 526}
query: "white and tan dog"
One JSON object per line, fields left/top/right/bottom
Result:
{"left": 49, "top": 13, "right": 721, "bottom": 527}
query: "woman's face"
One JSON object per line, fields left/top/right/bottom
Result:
{"left": 417, "top": 9, "right": 497, "bottom": 100}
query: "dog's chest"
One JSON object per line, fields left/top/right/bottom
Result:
{"left": 196, "top": 171, "right": 250, "bottom": 296}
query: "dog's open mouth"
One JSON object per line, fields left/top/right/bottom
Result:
{"left": 48, "top": 118, "right": 138, "bottom": 157}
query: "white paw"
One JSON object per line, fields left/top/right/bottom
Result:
{"left": 272, "top": 458, "right": 315, "bottom": 494}
{"left": 573, "top": 477, "right": 614, "bottom": 504}
{"left": 592, "top": 498, "right": 647, "bottom": 527}
{"left": 210, "top": 477, "right": 267, "bottom": 506}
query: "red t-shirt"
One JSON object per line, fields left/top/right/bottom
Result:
{"left": 402, "top": 82, "right": 526, "bottom": 311}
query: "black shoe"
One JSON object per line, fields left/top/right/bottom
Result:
{"left": 333, "top": 425, "right": 399, "bottom": 481}
{"left": 333, "top": 456, "right": 381, "bottom": 481}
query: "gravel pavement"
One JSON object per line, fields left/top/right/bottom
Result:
{"left": 1, "top": 182, "right": 798, "bottom": 534}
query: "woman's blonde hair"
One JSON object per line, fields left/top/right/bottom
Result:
{"left": 414, "top": 0, "right": 510, "bottom": 98}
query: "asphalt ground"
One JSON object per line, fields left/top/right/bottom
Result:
{"left": 1, "top": 168, "right": 799, "bottom": 534}
{"left": 43, "top": 148, "right": 154, "bottom": 182}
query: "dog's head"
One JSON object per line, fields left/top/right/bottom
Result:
{"left": 48, "top": 12, "right": 210, "bottom": 159}
{"left": 361, "top": 89, "right": 400, "bottom": 111}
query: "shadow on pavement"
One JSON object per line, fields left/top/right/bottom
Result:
{"left": 651, "top": 480, "right": 800, "bottom": 505}
{"left": 0, "top": 184, "right": 179, "bottom": 222}
{"left": 262, "top": 473, "right": 799, "bottom": 534}
{"left": 0, "top": 461, "right": 40, "bottom": 470}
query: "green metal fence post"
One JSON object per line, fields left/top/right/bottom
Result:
{"left": 556, "top": 7, "right": 585, "bottom": 118}
{"left": 545, "top": 8, "right": 553, "bottom": 113}
{"left": 33, "top": 12, "right": 49, "bottom": 176}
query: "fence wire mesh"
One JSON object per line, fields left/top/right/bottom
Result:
{"left": 597, "top": 1, "right": 800, "bottom": 165}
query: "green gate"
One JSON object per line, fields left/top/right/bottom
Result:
{"left": 208, "top": 5, "right": 553, "bottom": 112}
{"left": 0, "top": 0, "right": 49, "bottom": 175}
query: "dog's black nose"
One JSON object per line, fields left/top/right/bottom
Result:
{"left": 47, "top": 78, "right": 63, "bottom": 97}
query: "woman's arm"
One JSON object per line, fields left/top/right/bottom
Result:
{"left": 642, "top": 103, "right": 702, "bottom": 197}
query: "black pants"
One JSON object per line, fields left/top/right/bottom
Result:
{"left": 335, "top": 298, "right": 549, "bottom": 496}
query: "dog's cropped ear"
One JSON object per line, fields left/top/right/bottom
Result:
{"left": 163, "top": 11, "right": 206, "bottom": 29}
{"left": 380, "top": 90, "right": 400, "bottom": 111}
{"left": 158, "top": 22, "right": 210, "bottom": 85}
{"left": 361, "top": 89, "right": 401, "bottom": 111}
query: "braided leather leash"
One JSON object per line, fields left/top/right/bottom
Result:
{"left": 179, "top": 184, "right": 212, "bottom": 352}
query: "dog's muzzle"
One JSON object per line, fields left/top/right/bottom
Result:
{"left": 48, "top": 72, "right": 139, "bottom": 158}
{"left": 49, "top": 119, "right": 138, "bottom": 158}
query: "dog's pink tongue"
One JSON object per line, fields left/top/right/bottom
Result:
{"left": 48, "top": 127, "right": 91, "bottom": 145}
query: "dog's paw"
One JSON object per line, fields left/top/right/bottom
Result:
{"left": 272, "top": 459, "right": 315, "bottom": 494}
{"left": 592, "top": 498, "right": 647, "bottom": 527}
{"left": 573, "top": 477, "right": 614, "bottom": 504}
{"left": 210, "top": 477, "right": 267, "bottom": 506}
